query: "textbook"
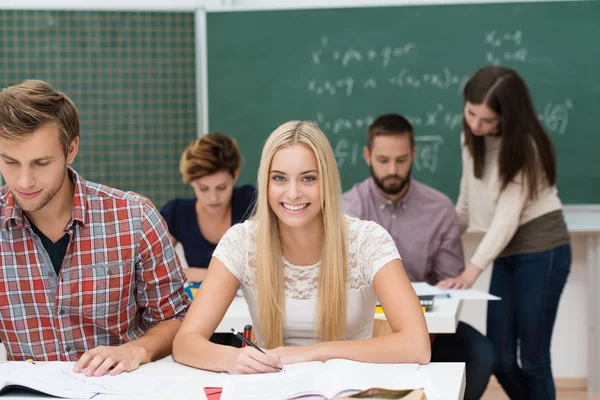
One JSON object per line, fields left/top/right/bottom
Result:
{"left": 207, "top": 387, "right": 426, "bottom": 400}
{"left": 220, "top": 359, "right": 426, "bottom": 400}
{"left": 0, "top": 361, "right": 189, "bottom": 398}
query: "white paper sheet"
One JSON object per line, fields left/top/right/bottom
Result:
{"left": 411, "top": 282, "right": 501, "bottom": 300}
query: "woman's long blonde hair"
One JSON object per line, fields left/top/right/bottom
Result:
{"left": 255, "top": 121, "right": 348, "bottom": 349}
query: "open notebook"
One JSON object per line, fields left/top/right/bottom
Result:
{"left": 221, "top": 359, "right": 425, "bottom": 400}
{"left": 0, "top": 361, "right": 189, "bottom": 398}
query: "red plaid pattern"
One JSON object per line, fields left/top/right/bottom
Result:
{"left": 0, "top": 168, "right": 189, "bottom": 361}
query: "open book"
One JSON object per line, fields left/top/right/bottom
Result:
{"left": 0, "top": 361, "right": 189, "bottom": 399}
{"left": 221, "top": 359, "right": 425, "bottom": 400}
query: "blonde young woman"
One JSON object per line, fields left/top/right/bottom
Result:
{"left": 172, "top": 121, "right": 430, "bottom": 373}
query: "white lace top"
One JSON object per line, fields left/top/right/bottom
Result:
{"left": 212, "top": 215, "right": 401, "bottom": 347}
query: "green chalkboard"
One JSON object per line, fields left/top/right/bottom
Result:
{"left": 0, "top": 10, "right": 197, "bottom": 208}
{"left": 207, "top": 1, "right": 600, "bottom": 204}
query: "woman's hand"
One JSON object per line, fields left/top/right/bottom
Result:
{"left": 184, "top": 267, "right": 206, "bottom": 283}
{"left": 437, "top": 263, "right": 482, "bottom": 290}
{"left": 226, "top": 346, "right": 282, "bottom": 374}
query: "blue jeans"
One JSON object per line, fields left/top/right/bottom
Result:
{"left": 487, "top": 244, "right": 571, "bottom": 400}
{"left": 431, "top": 321, "right": 497, "bottom": 400}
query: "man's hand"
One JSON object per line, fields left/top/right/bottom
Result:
{"left": 437, "top": 263, "right": 482, "bottom": 290}
{"left": 73, "top": 343, "right": 147, "bottom": 377}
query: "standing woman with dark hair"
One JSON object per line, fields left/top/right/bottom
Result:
{"left": 438, "top": 66, "right": 571, "bottom": 400}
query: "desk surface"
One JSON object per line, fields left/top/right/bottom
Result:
{"left": 219, "top": 297, "right": 462, "bottom": 334}
{"left": 0, "top": 357, "right": 465, "bottom": 400}
{"left": 111, "top": 358, "right": 466, "bottom": 400}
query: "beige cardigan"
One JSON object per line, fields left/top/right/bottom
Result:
{"left": 455, "top": 134, "right": 564, "bottom": 269}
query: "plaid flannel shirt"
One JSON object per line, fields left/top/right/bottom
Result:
{"left": 0, "top": 168, "right": 190, "bottom": 361}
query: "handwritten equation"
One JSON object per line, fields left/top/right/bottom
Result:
{"left": 484, "top": 29, "right": 528, "bottom": 65}
{"left": 316, "top": 98, "right": 572, "bottom": 137}
{"left": 311, "top": 36, "right": 416, "bottom": 67}
{"left": 414, "top": 136, "right": 444, "bottom": 173}
{"left": 308, "top": 29, "right": 574, "bottom": 175}
{"left": 538, "top": 98, "right": 573, "bottom": 135}
{"left": 308, "top": 68, "right": 469, "bottom": 96}
{"left": 332, "top": 135, "right": 443, "bottom": 173}
{"left": 389, "top": 69, "right": 469, "bottom": 92}
{"left": 315, "top": 106, "right": 463, "bottom": 135}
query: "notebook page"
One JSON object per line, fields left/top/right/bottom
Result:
{"left": 0, "top": 362, "right": 97, "bottom": 398}
{"left": 48, "top": 363, "right": 189, "bottom": 395}
{"left": 321, "top": 359, "right": 422, "bottom": 398}
{"left": 0, "top": 361, "right": 34, "bottom": 378}
{"left": 221, "top": 368, "right": 322, "bottom": 400}
{"left": 0, "top": 362, "right": 189, "bottom": 397}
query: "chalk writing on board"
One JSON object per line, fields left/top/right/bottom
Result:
{"left": 316, "top": 113, "right": 374, "bottom": 134}
{"left": 308, "top": 78, "right": 355, "bottom": 96}
{"left": 316, "top": 97, "right": 571, "bottom": 137}
{"left": 538, "top": 98, "right": 573, "bottom": 135}
{"left": 308, "top": 70, "right": 470, "bottom": 96}
{"left": 405, "top": 104, "right": 463, "bottom": 130}
{"left": 333, "top": 139, "right": 361, "bottom": 168}
{"left": 332, "top": 135, "right": 443, "bottom": 173}
{"left": 389, "top": 69, "right": 470, "bottom": 92}
{"left": 484, "top": 29, "right": 528, "bottom": 65}
{"left": 414, "top": 135, "right": 443, "bottom": 173}
{"left": 484, "top": 29, "right": 522, "bottom": 47}
{"left": 311, "top": 36, "right": 416, "bottom": 67}
{"left": 316, "top": 107, "right": 462, "bottom": 135}
{"left": 486, "top": 49, "right": 528, "bottom": 65}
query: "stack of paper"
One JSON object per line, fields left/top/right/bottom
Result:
{"left": 411, "top": 282, "right": 501, "bottom": 300}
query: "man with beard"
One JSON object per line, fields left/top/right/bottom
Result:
{"left": 0, "top": 80, "right": 189, "bottom": 376}
{"left": 342, "top": 113, "right": 496, "bottom": 400}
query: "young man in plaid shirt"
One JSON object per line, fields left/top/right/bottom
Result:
{"left": 0, "top": 80, "right": 190, "bottom": 376}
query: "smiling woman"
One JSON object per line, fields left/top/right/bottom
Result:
{"left": 172, "top": 120, "right": 430, "bottom": 375}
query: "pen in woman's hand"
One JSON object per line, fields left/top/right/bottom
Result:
{"left": 230, "top": 328, "right": 285, "bottom": 372}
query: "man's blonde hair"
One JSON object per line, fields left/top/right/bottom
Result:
{"left": 0, "top": 80, "right": 79, "bottom": 155}
{"left": 254, "top": 120, "right": 348, "bottom": 348}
